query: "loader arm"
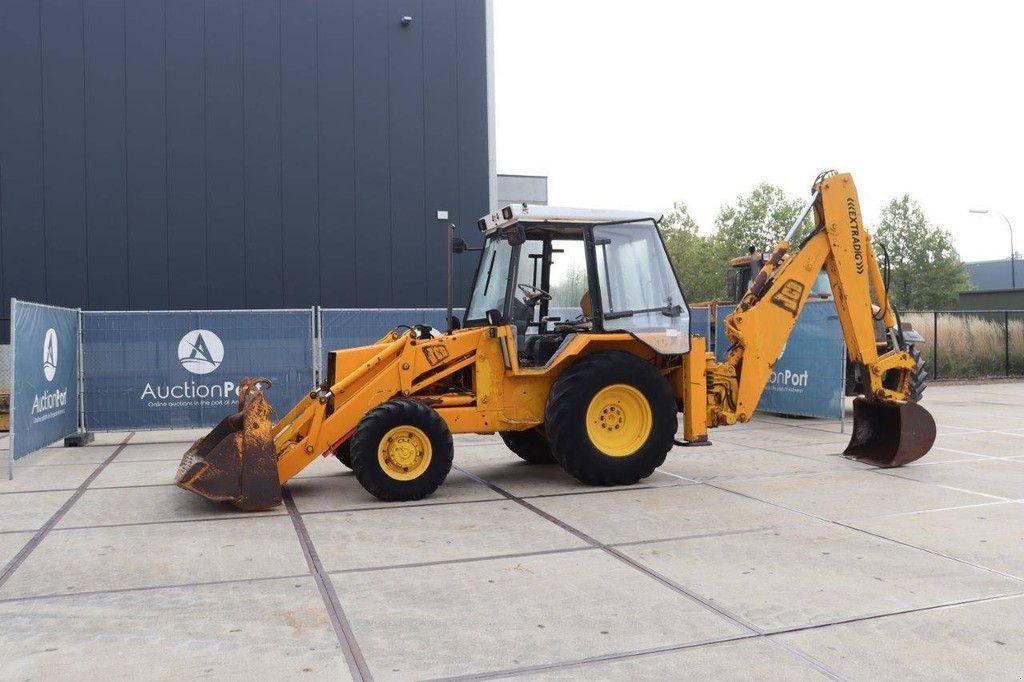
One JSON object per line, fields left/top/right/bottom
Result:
{"left": 701, "top": 171, "right": 935, "bottom": 465}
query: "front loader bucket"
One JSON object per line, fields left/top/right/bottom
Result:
{"left": 175, "top": 378, "right": 281, "bottom": 511}
{"left": 844, "top": 397, "right": 936, "bottom": 467}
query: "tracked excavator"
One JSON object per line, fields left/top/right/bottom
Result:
{"left": 176, "top": 171, "right": 936, "bottom": 511}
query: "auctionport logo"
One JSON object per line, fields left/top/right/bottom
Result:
{"left": 43, "top": 328, "right": 58, "bottom": 381}
{"left": 178, "top": 329, "right": 224, "bottom": 375}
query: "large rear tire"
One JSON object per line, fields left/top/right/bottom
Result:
{"left": 349, "top": 399, "right": 454, "bottom": 501}
{"left": 908, "top": 345, "right": 928, "bottom": 402}
{"left": 545, "top": 352, "right": 676, "bottom": 486}
{"left": 500, "top": 427, "right": 556, "bottom": 464}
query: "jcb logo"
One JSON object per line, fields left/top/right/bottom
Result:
{"left": 422, "top": 344, "right": 450, "bottom": 367}
{"left": 770, "top": 279, "right": 805, "bottom": 316}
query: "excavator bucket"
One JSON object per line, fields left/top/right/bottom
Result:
{"left": 175, "top": 378, "right": 281, "bottom": 511}
{"left": 844, "top": 397, "right": 936, "bottom": 467}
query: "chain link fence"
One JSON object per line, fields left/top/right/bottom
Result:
{"left": 901, "top": 310, "right": 1024, "bottom": 379}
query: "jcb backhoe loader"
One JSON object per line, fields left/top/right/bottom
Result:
{"left": 176, "top": 171, "right": 936, "bottom": 511}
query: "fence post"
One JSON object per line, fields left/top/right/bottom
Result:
{"left": 1005, "top": 311, "right": 1010, "bottom": 377}
{"left": 77, "top": 308, "right": 86, "bottom": 433}
{"left": 932, "top": 312, "right": 938, "bottom": 380}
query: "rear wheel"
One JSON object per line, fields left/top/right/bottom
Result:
{"left": 349, "top": 399, "right": 454, "bottom": 501}
{"left": 546, "top": 352, "right": 676, "bottom": 486}
{"left": 500, "top": 427, "right": 556, "bottom": 464}
{"left": 907, "top": 345, "right": 928, "bottom": 402}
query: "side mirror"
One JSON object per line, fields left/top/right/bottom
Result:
{"left": 452, "top": 236, "right": 468, "bottom": 254}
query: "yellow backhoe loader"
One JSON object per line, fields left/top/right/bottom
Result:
{"left": 176, "top": 171, "right": 937, "bottom": 511}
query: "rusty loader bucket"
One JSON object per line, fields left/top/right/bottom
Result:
{"left": 175, "top": 378, "right": 281, "bottom": 511}
{"left": 844, "top": 397, "right": 936, "bottom": 467}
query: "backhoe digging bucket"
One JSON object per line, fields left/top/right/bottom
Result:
{"left": 844, "top": 397, "right": 936, "bottom": 467}
{"left": 175, "top": 378, "right": 281, "bottom": 511}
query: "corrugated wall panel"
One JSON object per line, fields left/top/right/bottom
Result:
{"left": 317, "top": 0, "right": 357, "bottom": 307}
{"left": 422, "top": 0, "right": 463, "bottom": 309}
{"left": 351, "top": 0, "right": 392, "bottom": 307}
{"left": 0, "top": 0, "right": 48, "bottom": 324}
{"left": 204, "top": 0, "right": 246, "bottom": 308}
{"left": 165, "top": 0, "right": 209, "bottom": 309}
{"left": 455, "top": 0, "right": 490, "bottom": 300}
{"left": 0, "top": 0, "right": 490, "bottom": 322}
{"left": 280, "top": 0, "right": 319, "bottom": 308}
{"left": 83, "top": 0, "right": 129, "bottom": 311}
{"left": 40, "top": 0, "right": 90, "bottom": 308}
{"left": 125, "top": 0, "right": 169, "bottom": 308}
{"left": 242, "top": 0, "right": 284, "bottom": 308}
{"left": 388, "top": 0, "right": 427, "bottom": 307}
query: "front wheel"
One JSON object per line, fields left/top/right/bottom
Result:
{"left": 349, "top": 399, "right": 454, "bottom": 501}
{"left": 545, "top": 352, "right": 677, "bottom": 486}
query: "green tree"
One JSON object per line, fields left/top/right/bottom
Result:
{"left": 659, "top": 202, "right": 723, "bottom": 301}
{"left": 714, "top": 183, "right": 811, "bottom": 258}
{"left": 873, "top": 195, "right": 970, "bottom": 310}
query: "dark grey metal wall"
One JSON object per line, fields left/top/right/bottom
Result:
{"left": 0, "top": 0, "right": 490, "bottom": 338}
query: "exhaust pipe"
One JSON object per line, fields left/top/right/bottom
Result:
{"left": 175, "top": 378, "right": 281, "bottom": 511}
{"left": 844, "top": 397, "right": 936, "bottom": 467}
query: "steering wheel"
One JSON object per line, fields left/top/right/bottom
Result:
{"left": 517, "top": 283, "right": 552, "bottom": 304}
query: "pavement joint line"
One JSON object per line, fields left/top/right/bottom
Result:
{"left": 842, "top": 499, "right": 1013, "bottom": 521}
{"left": 0, "top": 572, "right": 311, "bottom": 604}
{"left": 328, "top": 545, "right": 598, "bottom": 575}
{"left": 872, "top": 469, "right": 1015, "bottom": 502}
{"left": 0, "top": 432, "right": 135, "bottom": 591}
{"left": 426, "top": 633, "right": 766, "bottom": 682}
{"left": 295, "top": 495, "right": 506, "bottom": 517}
{"left": 0, "top": 487, "right": 81, "bottom": 495}
{"left": 451, "top": 579, "right": 1024, "bottom": 679}
{"left": 704, "top": 482, "right": 1024, "bottom": 584}
{"left": 51, "top": 509, "right": 290, "bottom": 532}
{"left": 282, "top": 489, "right": 371, "bottom": 682}
{"left": 515, "top": 479, "right": 691, "bottom": 498}
{"left": 452, "top": 464, "right": 767, "bottom": 637}
{"left": 932, "top": 445, "right": 1000, "bottom": 459}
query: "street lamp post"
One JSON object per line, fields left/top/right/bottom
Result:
{"left": 969, "top": 208, "right": 1016, "bottom": 289}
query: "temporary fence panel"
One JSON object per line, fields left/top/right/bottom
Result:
{"left": 715, "top": 299, "right": 845, "bottom": 419}
{"left": 319, "top": 308, "right": 461, "bottom": 371}
{"left": 10, "top": 299, "right": 81, "bottom": 461}
{"left": 82, "top": 310, "right": 314, "bottom": 430}
{"left": 901, "top": 310, "right": 1024, "bottom": 380}
{"left": 689, "top": 306, "right": 711, "bottom": 341}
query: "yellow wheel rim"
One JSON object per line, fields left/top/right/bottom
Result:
{"left": 585, "top": 384, "right": 653, "bottom": 457}
{"left": 377, "top": 426, "right": 433, "bottom": 481}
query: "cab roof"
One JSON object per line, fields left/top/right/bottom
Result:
{"left": 476, "top": 204, "right": 663, "bottom": 234}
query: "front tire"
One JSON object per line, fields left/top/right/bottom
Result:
{"left": 546, "top": 352, "right": 676, "bottom": 486}
{"left": 500, "top": 427, "right": 556, "bottom": 464}
{"left": 349, "top": 399, "right": 454, "bottom": 501}
{"left": 334, "top": 441, "right": 352, "bottom": 469}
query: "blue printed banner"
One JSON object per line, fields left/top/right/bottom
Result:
{"left": 11, "top": 300, "right": 81, "bottom": 460}
{"left": 689, "top": 306, "right": 710, "bottom": 341}
{"left": 320, "top": 308, "right": 459, "bottom": 370}
{"left": 715, "top": 299, "right": 844, "bottom": 419}
{"left": 82, "top": 310, "right": 314, "bottom": 430}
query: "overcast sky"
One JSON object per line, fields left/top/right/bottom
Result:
{"left": 492, "top": 0, "right": 1022, "bottom": 263}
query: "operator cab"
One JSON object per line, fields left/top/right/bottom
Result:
{"left": 463, "top": 205, "right": 691, "bottom": 367}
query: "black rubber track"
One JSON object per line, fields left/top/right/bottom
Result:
{"left": 500, "top": 427, "right": 556, "bottom": 464}
{"left": 349, "top": 399, "right": 454, "bottom": 501}
{"left": 545, "top": 351, "right": 677, "bottom": 486}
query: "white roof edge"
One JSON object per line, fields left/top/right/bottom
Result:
{"left": 478, "top": 204, "right": 662, "bottom": 233}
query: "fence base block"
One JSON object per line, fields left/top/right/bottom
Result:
{"left": 64, "top": 432, "right": 95, "bottom": 447}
